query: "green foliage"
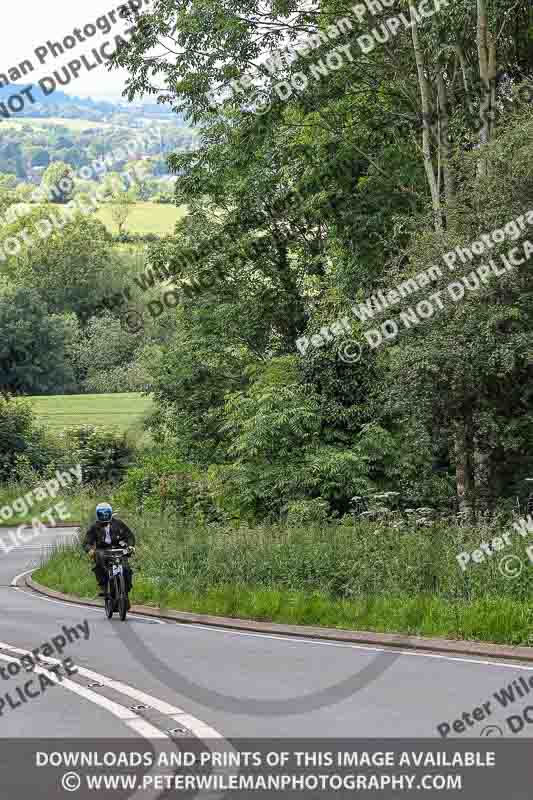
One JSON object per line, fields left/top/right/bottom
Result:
{"left": 35, "top": 539, "right": 533, "bottom": 645}
{"left": 35, "top": 515, "right": 533, "bottom": 623}
{"left": 285, "top": 498, "right": 330, "bottom": 526}
{"left": 116, "top": 449, "right": 220, "bottom": 523}
{"left": 2, "top": 2, "right": 533, "bottom": 528}
{"left": 0, "top": 396, "right": 56, "bottom": 482}
{"left": 0, "top": 288, "right": 77, "bottom": 395}
{"left": 64, "top": 425, "right": 135, "bottom": 486}
{"left": 110, "top": 189, "right": 137, "bottom": 235}
{"left": 71, "top": 312, "right": 148, "bottom": 393}
{"left": 41, "top": 161, "right": 74, "bottom": 204}
{"left": 2, "top": 213, "right": 115, "bottom": 318}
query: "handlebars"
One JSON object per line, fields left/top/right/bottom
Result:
{"left": 97, "top": 547, "right": 135, "bottom": 560}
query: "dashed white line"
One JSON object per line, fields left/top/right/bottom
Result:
{"left": 0, "top": 650, "right": 164, "bottom": 733}
{"left": 0, "top": 642, "right": 231, "bottom": 800}
{"left": 0, "top": 640, "right": 223, "bottom": 739}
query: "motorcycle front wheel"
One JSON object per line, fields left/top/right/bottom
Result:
{"left": 117, "top": 574, "right": 128, "bottom": 621}
{"left": 105, "top": 575, "right": 116, "bottom": 619}
{"left": 105, "top": 593, "right": 114, "bottom": 619}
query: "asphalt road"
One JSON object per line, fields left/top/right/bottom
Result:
{"left": 1, "top": 526, "right": 533, "bottom": 742}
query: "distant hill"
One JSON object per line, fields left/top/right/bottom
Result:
{"left": 0, "top": 84, "right": 187, "bottom": 124}
{"left": 0, "top": 83, "right": 116, "bottom": 113}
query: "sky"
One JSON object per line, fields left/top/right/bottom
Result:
{"left": 1, "top": 0, "right": 155, "bottom": 101}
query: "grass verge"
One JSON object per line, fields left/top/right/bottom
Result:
{"left": 33, "top": 534, "right": 533, "bottom": 647}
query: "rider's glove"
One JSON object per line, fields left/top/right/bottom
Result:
{"left": 88, "top": 548, "right": 96, "bottom": 560}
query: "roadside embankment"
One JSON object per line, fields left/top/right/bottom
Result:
{"left": 33, "top": 518, "right": 533, "bottom": 646}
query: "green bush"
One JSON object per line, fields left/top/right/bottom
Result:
{"left": 285, "top": 498, "right": 331, "bottom": 526}
{"left": 64, "top": 425, "right": 135, "bottom": 486}
{"left": 0, "top": 396, "right": 60, "bottom": 483}
{"left": 116, "top": 449, "right": 221, "bottom": 522}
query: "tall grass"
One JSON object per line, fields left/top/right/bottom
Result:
{"left": 33, "top": 516, "right": 533, "bottom": 644}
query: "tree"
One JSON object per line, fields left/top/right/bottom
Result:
{"left": 101, "top": 172, "right": 127, "bottom": 199}
{"left": 1, "top": 213, "right": 116, "bottom": 318}
{"left": 41, "top": 161, "right": 74, "bottom": 204}
{"left": 0, "top": 176, "right": 19, "bottom": 217}
{"left": 0, "top": 288, "right": 77, "bottom": 395}
{"left": 124, "top": 161, "right": 153, "bottom": 200}
{"left": 72, "top": 313, "right": 148, "bottom": 393}
{"left": 110, "top": 189, "right": 137, "bottom": 235}
{"left": 110, "top": 0, "right": 533, "bottom": 520}
{"left": 0, "top": 396, "right": 55, "bottom": 482}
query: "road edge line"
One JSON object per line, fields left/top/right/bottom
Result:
{"left": 23, "top": 572, "right": 533, "bottom": 664}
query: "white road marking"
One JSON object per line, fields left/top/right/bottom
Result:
{"left": 0, "top": 641, "right": 223, "bottom": 739}
{"left": 154, "top": 621, "right": 533, "bottom": 670}
{"left": 11, "top": 567, "right": 36, "bottom": 586}
{"left": 18, "top": 569, "right": 533, "bottom": 674}
{"left": 11, "top": 568, "right": 165, "bottom": 624}
{"left": 0, "top": 642, "right": 231, "bottom": 800}
{"left": 0, "top": 651, "right": 160, "bottom": 729}
{"left": 0, "top": 652, "right": 176, "bottom": 800}
{"left": 7, "top": 554, "right": 232, "bottom": 800}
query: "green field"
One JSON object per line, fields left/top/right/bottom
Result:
{"left": 29, "top": 392, "right": 153, "bottom": 438}
{"left": 96, "top": 202, "right": 188, "bottom": 235}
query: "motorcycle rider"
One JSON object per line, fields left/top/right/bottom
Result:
{"left": 82, "top": 503, "right": 135, "bottom": 606}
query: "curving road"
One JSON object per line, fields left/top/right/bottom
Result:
{"left": 1, "top": 526, "right": 533, "bottom": 742}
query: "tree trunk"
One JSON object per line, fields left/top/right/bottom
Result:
{"left": 474, "top": 439, "right": 492, "bottom": 513}
{"left": 477, "top": 0, "right": 491, "bottom": 176}
{"left": 410, "top": 3, "right": 443, "bottom": 232}
{"left": 436, "top": 73, "right": 454, "bottom": 207}
{"left": 454, "top": 416, "right": 475, "bottom": 519}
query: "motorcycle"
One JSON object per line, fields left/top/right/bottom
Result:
{"left": 102, "top": 545, "right": 134, "bottom": 621}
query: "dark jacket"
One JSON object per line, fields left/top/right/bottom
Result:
{"left": 82, "top": 518, "right": 135, "bottom": 552}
